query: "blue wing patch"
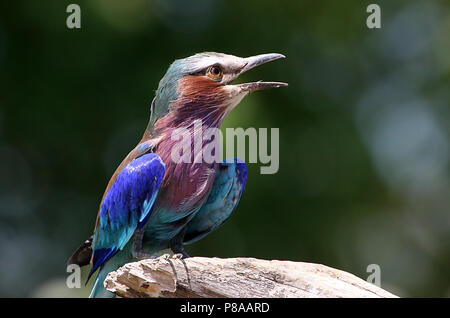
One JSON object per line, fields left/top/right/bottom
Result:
{"left": 89, "top": 153, "right": 165, "bottom": 279}
{"left": 183, "top": 158, "right": 247, "bottom": 244}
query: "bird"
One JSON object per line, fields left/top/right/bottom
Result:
{"left": 67, "top": 52, "right": 287, "bottom": 297}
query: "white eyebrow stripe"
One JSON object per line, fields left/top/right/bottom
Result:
{"left": 187, "top": 54, "right": 245, "bottom": 74}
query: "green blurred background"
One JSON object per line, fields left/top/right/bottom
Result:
{"left": 0, "top": 0, "right": 449, "bottom": 297}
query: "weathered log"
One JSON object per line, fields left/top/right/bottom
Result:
{"left": 104, "top": 255, "right": 397, "bottom": 298}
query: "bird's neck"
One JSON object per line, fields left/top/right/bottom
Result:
{"left": 152, "top": 107, "right": 225, "bottom": 161}
{"left": 142, "top": 75, "right": 234, "bottom": 162}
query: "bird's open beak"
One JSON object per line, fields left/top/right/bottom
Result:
{"left": 235, "top": 53, "right": 288, "bottom": 92}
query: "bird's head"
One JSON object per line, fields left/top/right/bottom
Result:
{"left": 148, "top": 52, "right": 287, "bottom": 132}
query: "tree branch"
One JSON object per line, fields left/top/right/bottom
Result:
{"left": 104, "top": 255, "right": 397, "bottom": 298}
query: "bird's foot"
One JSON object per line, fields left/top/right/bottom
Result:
{"left": 133, "top": 251, "right": 159, "bottom": 260}
{"left": 132, "top": 229, "right": 156, "bottom": 260}
{"left": 171, "top": 245, "right": 190, "bottom": 259}
{"left": 132, "top": 248, "right": 161, "bottom": 260}
{"left": 160, "top": 253, "right": 171, "bottom": 260}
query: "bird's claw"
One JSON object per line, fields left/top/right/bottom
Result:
{"left": 160, "top": 253, "right": 171, "bottom": 260}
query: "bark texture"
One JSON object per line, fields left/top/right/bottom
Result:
{"left": 104, "top": 255, "right": 397, "bottom": 298}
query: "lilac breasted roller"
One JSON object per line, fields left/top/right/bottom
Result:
{"left": 67, "top": 52, "right": 287, "bottom": 297}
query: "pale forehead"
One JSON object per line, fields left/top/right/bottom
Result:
{"left": 191, "top": 53, "right": 243, "bottom": 67}
{"left": 179, "top": 52, "right": 245, "bottom": 73}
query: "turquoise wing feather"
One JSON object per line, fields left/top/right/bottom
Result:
{"left": 183, "top": 158, "right": 247, "bottom": 244}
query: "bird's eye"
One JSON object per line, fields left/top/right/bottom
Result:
{"left": 206, "top": 65, "right": 223, "bottom": 80}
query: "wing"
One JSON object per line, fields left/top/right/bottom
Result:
{"left": 183, "top": 158, "right": 247, "bottom": 244}
{"left": 89, "top": 153, "right": 165, "bottom": 279}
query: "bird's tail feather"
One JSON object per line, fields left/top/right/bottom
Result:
{"left": 88, "top": 247, "right": 132, "bottom": 298}
{"left": 89, "top": 265, "right": 116, "bottom": 298}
